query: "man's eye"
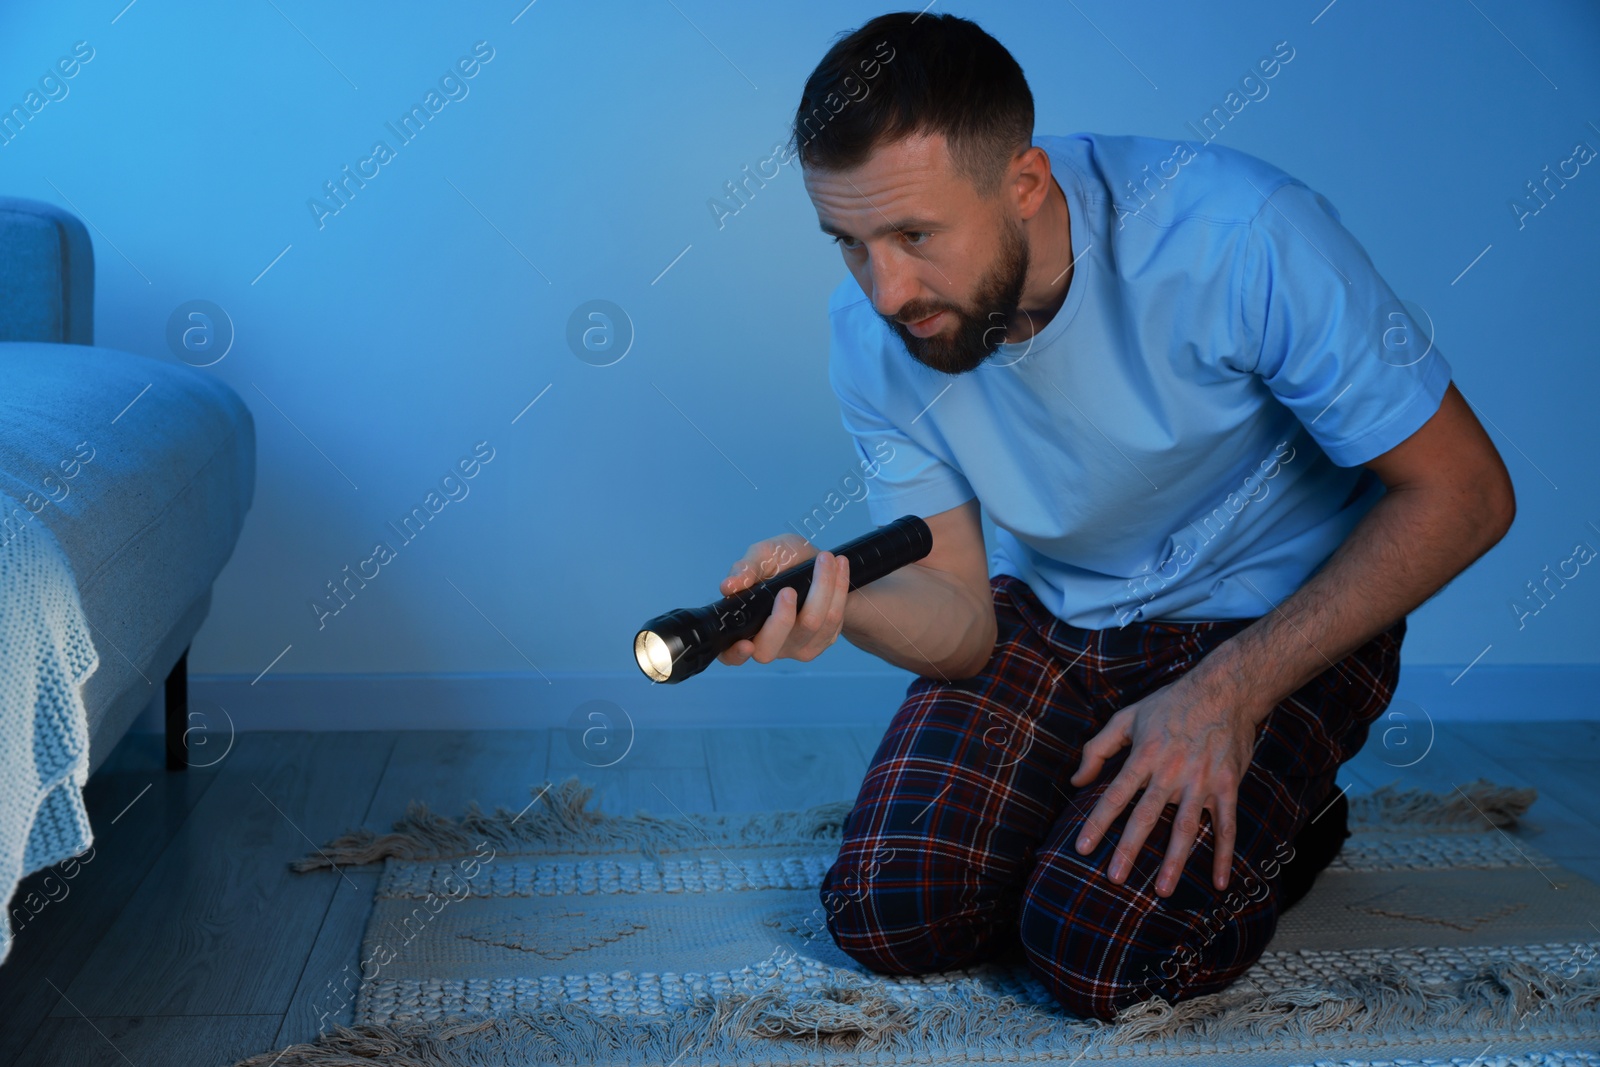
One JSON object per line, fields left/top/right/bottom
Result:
{"left": 830, "top": 232, "right": 930, "bottom": 249}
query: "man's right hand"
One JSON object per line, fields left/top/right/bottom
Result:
{"left": 716, "top": 533, "right": 852, "bottom": 667}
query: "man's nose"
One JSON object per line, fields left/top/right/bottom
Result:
{"left": 868, "top": 253, "right": 921, "bottom": 321}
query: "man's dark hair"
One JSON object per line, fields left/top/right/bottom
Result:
{"left": 790, "top": 12, "right": 1034, "bottom": 199}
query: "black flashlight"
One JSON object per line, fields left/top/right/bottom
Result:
{"left": 634, "top": 513, "right": 933, "bottom": 684}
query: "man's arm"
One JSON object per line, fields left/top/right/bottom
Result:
{"left": 1070, "top": 381, "right": 1515, "bottom": 896}
{"left": 841, "top": 497, "right": 998, "bottom": 680}
{"left": 1182, "top": 380, "right": 1514, "bottom": 722}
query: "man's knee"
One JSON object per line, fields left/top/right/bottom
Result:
{"left": 1016, "top": 848, "right": 1278, "bottom": 1020}
{"left": 819, "top": 843, "right": 1013, "bottom": 976}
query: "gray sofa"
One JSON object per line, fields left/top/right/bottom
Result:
{"left": 0, "top": 196, "right": 256, "bottom": 772}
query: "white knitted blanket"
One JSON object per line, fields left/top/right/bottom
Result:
{"left": 0, "top": 488, "right": 98, "bottom": 964}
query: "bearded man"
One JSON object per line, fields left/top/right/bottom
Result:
{"left": 714, "top": 10, "right": 1515, "bottom": 1021}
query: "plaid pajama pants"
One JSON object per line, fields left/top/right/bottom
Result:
{"left": 820, "top": 572, "right": 1406, "bottom": 1021}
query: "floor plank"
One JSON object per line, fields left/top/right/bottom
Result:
{"left": 0, "top": 734, "right": 220, "bottom": 1064}
{"left": 547, "top": 724, "right": 708, "bottom": 772}
{"left": 279, "top": 729, "right": 548, "bottom": 1049}
{"left": 18, "top": 1013, "right": 281, "bottom": 1067}
{"left": 1345, "top": 724, "right": 1600, "bottom": 858}
{"left": 1451, "top": 719, "right": 1600, "bottom": 762}
{"left": 705, "top": 726, "right": 866, "bottom": 811}
{"left": 549, "top": 725, "right": 716, "bottom": 815}
{"left": 365, "top": 730, "right": 548, "bottom": 827}
{"left": 1448, "top": 722, "right": 1600, "bottom": 854}
{"left": 563, "top": 765, "right": 716, "bottom": 817}
{"left": 1457, "top": 756, "right": 1600, "bottom": 857}
{"left": 272, "top": 868, "right": 381, "bottom": 1048}
{"left": 54, "top": 732, "right": 393, "bottom": 1018}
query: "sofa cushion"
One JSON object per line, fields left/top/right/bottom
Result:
{"left": 0, "top": 341, "right": 255, "bottom": 754}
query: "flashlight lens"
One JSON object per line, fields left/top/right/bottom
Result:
{"left": 636, "top": 630, "right": 674, "bottom": 682}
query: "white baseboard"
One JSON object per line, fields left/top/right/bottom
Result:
{"left": 127, "top": 664, "right": 1600, "bottom": 733}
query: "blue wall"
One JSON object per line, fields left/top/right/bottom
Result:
{"left": 3, "top": 2, "right": 1596, "bottom": 718}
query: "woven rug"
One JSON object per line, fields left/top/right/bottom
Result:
{"left": 236, "top": 777, "right": 1600, "bottom": 1066}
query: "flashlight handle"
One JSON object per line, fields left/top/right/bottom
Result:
{"left": 708, "top": 514, "right": 932, "bottom": 640}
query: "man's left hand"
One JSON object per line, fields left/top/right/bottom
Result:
{"left": 1068, "top": 673, "right": 1266, "bottom": 897}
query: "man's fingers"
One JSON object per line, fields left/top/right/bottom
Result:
{"left": 799, "top": 552, "right": 834, "bottom": 630}
{"left": 1156, "top": 794, "right": 1205, "bottom": 897}
{"left": 788, "top": 553, "right": 829, "bottom": 658}
{"left": 798, "top": 553, "right": 848, "bottom": 658}
{"left": 727, "top": 639, "right": 760, "bottom": 665}
{"left": 749, "top": 586, "right": 798, "bottom": 662}
{"left": 725, "top": 536, "right": 807, "bottom": 595}
{"left": 1211, "top": 792, "right": 1238, "bottom": 890}
{"left": 725, "top": 549, "right": 850, "bottom": 666}
{"left": 1070, "top": 713, "right": 1129, "bottom": 787}
{"left": 1075, "top": 767, "right": 1141, "bottom": 855}
{"left": 1107, "top": 786, "right": 1169, "bottom": 884}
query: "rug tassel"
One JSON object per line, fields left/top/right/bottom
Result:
{"left": 1351, "top": 778, "right": 1537, "bottom": 831}
{"left": 290, "top": 777, "right": 1538, "bottom": 872}
{"left": 230, "top": 952, "right": 1600, "bottom": 1065}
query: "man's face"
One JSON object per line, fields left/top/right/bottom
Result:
{"left": 805, "top": 131, "right": 1030, "bottom": 376}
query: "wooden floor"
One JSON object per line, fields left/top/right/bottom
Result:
{"left": 3, "top": 719, "right": 1597, "bottom": 1065}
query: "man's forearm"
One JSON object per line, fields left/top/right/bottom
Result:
{"left": 1183, "top": 479, "right": 1512, "bottom": 724}
{"left": 840, "top": 565, "right": 996, "bottom": 680}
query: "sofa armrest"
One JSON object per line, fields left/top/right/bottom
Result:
{"left": 0, "top": 196, "right": 94, "bottom": 345}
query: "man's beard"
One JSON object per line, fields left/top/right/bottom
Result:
{"left": 883, "top": 214, "right": 1031, "bottom": 376}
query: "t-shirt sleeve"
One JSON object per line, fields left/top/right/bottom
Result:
{"left": 1233, "top": 180, "right": 1453, "bottom": 467}
{"left": 827, "top": 300, "right": 976, "bottom": 527}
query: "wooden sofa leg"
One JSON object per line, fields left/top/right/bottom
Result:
{"left": 165, "top": 647, "right": 189, "bottom": 771}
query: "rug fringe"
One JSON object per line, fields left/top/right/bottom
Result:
{"left": 230, "top": 953, "right": 1600, "bottom": 1066}
{"left": 291, "top": 775, "right": 853, "bottom": 871}
{"left": 290, "top": 777, "right": 1537, "bottom": 871}
{"left": 1351, "top": 777, "right": 1537, "bottom": 831}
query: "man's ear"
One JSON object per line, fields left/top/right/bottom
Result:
{"left": 1012, "top": 146, "right": 1053, "bottom": 220}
